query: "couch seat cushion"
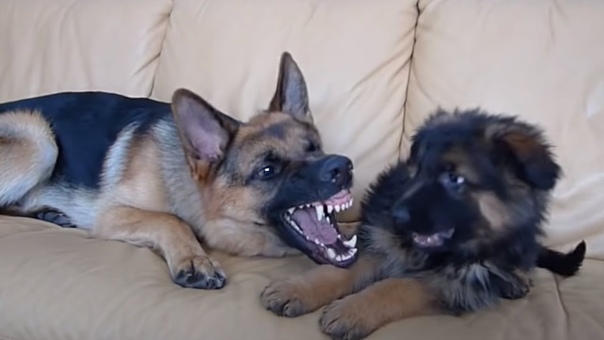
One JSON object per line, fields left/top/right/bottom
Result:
{"left": 1, "top": 216, "right": 603, "bottom": 340}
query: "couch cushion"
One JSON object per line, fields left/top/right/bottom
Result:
{"left": 0, "top": 217, "right": 603, "bottom": 340}
{"left": 0, "top": 0, "right": 172, "bottom": 102}
{"left": 151, "top": 0, "right": 418, "bottom": 222}
{"left": 404, "top": 0, "right": 604, "bottom": 259}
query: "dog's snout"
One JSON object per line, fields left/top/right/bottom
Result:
{"left": 320, "top": 155, "right": 353, "bottom": 185}
{"left": 392, "top": 206, "right": 410, "bottom": 225}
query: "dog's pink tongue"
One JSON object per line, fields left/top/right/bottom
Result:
{"left": 291, "top": 209, "right": 338, "bottom": 244}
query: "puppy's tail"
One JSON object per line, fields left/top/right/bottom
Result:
{"left": 536, "top": 241, "right": 587, "bottom": 277}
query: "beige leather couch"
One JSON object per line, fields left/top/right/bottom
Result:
{"left": 1, "top": 0, "right": 603, "bottom": 339}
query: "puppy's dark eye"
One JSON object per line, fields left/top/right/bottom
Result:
{"left": 439, "top": 171, "right": 466, "bottom": 190}
{"left": 256, "top": 165, "right": 279, "bottom": 180}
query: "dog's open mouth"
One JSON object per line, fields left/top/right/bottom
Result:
{"left": 281, "top": 189, "right": 357, "bottom": 267}
{"left": 412, "top": 229, "right": 454, "bottom": 248}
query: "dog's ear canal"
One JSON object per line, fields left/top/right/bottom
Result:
{"left": 171, "top": 88, "right": 241, "bottom": 174}
{"left": 268, "top": 52, "right": 312, "bottom": 122}
{"left": 490, "top": 121, "right": 562, "bottom": 191}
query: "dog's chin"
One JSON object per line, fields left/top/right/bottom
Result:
{"left": 411, "top": 229, "right": 455, "bottom": 253}
{"left": 275, "top": 189, "right": 358, "bottom": 268}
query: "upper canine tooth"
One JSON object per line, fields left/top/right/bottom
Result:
{"left": 327, "top": 205, "right": 334, "bottom": 214}
{"left": 343, "top": 235, "right": 357, "bottom": 248}
{"left": 315, "top": 205, "right": 324, "bottom": 221}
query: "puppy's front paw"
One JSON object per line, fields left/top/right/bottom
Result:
{"left": 260, "top": 279, "right": 317, "bottom": 317}
{"left": 172, "top": 255, "right": 226, "bottom": 289}
{"left": 320, "top": 297, "right": 372, "bottom": 340}
{"left": 498, "top": 273, "right": 531, "bottom": 300}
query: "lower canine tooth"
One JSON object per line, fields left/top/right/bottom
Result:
{"left": 326, "top": 248, "right": 336, "bottom": 260}
{"left": 343, "top": 235, "right": 357, "bottom": 248}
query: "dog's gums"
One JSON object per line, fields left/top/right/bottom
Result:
{"left": 281, "top": 189, "right": 357, "bottom": 266}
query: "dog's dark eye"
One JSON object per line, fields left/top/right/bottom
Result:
{"left": 256, "top": 165, "right": 280, "bottom": 180}
{"left": 306, "top": 141, "right": 319, "bottom": 153}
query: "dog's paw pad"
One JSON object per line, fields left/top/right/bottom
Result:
{"left": 260, "top": 280, "right": 309, "bottom": 317}
{"left": 173, "top": 255, "right": 226, "bottom": 290}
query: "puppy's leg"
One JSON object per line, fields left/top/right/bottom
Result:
{"left": 95, "top": 206, "right": 226, "bottom": 289}
{"left": 320, "top": 278, "right": 436, "bottom": 340}
{"left": 0, "top": 110, "right": 57, "bottom": 206}
{"left": 261, "top": 255, "right": 380, "bottom": 317}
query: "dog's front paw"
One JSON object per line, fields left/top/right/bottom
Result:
{"left": 172, "top": 255, "right": 226, "bottom": 289}
{"left": 320, "top": 297, "right": 372, "bottom": 340}
{"left": 260, "top": 279, "right": 316, "bottom": 317}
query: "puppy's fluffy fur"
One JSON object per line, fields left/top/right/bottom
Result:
{"left": 260, "top": 109, "right": 586, "bottom": 340}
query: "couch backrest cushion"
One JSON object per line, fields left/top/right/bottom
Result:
{"left": 0, "top": 0, "right": 172, "bottom": 102}
{"left": 404, "top": 0, "right": 604, "bottom": 259}
{"left": 151, "top": 0, "right": 419, "bottom": 221}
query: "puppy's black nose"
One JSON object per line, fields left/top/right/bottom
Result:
{"left": 320, "top": 155, "right": 353, "bottom": 185}
{"left": 392, "top": 206, "right": 410, "bottom": 224}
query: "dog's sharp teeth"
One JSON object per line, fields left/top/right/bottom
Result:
{"left": 335, "top": 254, "right": 343, "bottom": 262}
{"left": 343, "top": 235, "right": 357, "bottom": 248}
{"left": 326, "top": 248, "right": 337, "bottom": 260}
{"left": 287, "top": 208, "right": 295, "bottom": 215}
{"left": 327, "top": 205, "right": 334, "bottom": 214}
{"left": 315, "top": 205, "right": 324, "bottom": 221}
{"left": 335, "top": 205, "right": 341, "bottom": 213}
{"left": 348, "top": 247, "right": 358, "bottom": 257}
{"left": 326, "top": 216, "right": 331, "bottom": 224}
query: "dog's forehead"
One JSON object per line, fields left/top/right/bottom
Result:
{"left": 231, "top": 112, "right": 320, "bottom": 162}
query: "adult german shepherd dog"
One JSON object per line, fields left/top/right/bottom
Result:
{"left": 0, "top": 52, "right": 358, "bottom": 290}
{"left": 261, "top": 109, "right": 586, "bottom": 339}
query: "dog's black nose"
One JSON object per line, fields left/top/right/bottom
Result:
{"left": 392, "top": 206, "right": 410, "bottom": 224}
{"left": 320, "top": 155, "right": 353, "bottom": 185}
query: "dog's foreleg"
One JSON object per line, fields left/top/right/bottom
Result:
{"left": 319, "top": 278, "right": 437, "bottom": 340}
{"left": 94, "top": 205, "right": 226, "bottom": 289}
{"left": 0, "top": 111, "right": 58, "bottom": 206}
{"left": 260, "top": 255, "right": 380, "bottom": 317}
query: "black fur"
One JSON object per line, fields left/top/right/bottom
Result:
{"left": 0, "top": 92, "right": 171, "bottom": 189}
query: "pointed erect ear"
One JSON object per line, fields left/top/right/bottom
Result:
{"left": 488, "top": 119, "right": 562, "bottom": 191}
{"left": 268, "top": 52, "right": 312, "bottom": 122}
{"left": 171, "top": 88, "right": 241, "bottom": 167}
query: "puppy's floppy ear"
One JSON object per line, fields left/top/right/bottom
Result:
{"left": 488, "top": 118, "right": 561, "bottom": 190}
{"left": 171, "top": 88, "right": 241, "bottom": 179}
{"left": 268, "top": 51, "right": 312, "bottom": 122}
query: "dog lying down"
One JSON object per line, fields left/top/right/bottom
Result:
{"left": 261, "top": 108, "right": 586, "bottom": 340}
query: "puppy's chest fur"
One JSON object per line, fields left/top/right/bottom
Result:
{"left": 360, "top": 226, "right": 535, "bottom": 314}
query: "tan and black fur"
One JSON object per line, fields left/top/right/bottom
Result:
{"left": 261, "top": 109, "right": 586, "bottom": 339}
{"left": 0, "top": 52, "right": 358, "bottom": 289}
